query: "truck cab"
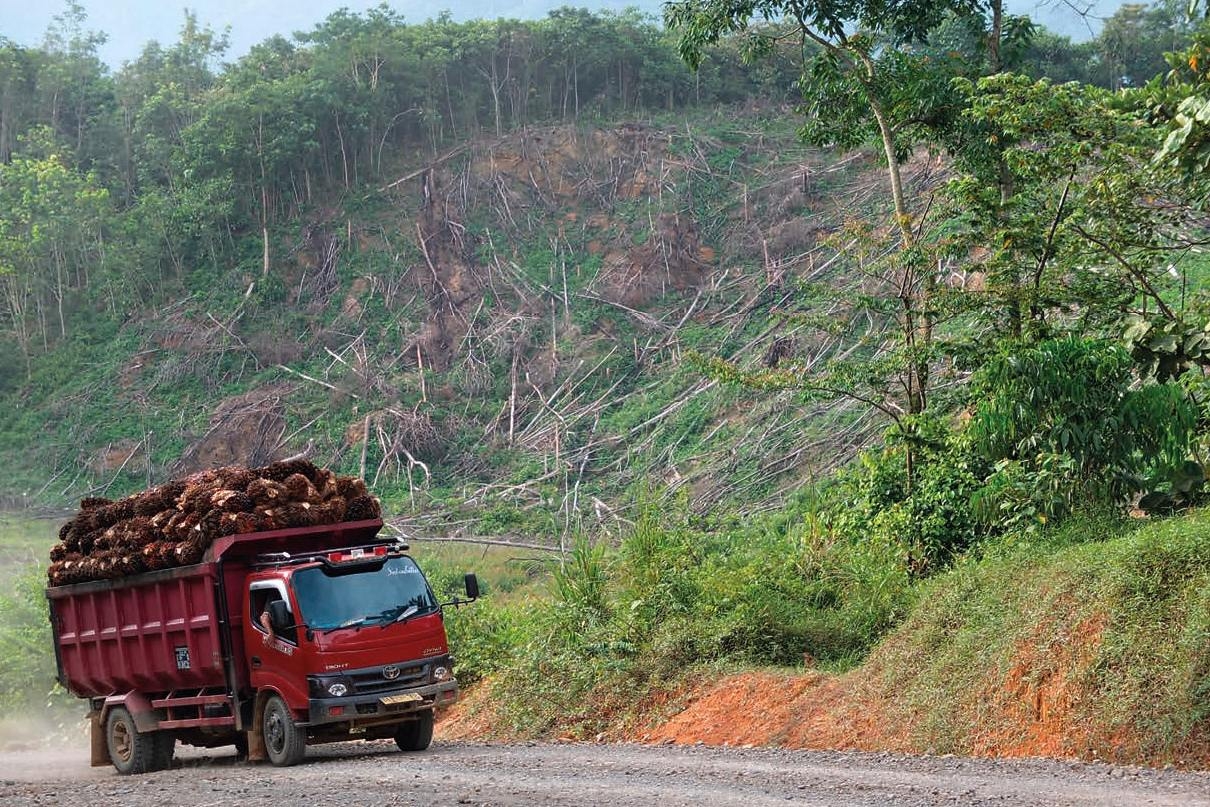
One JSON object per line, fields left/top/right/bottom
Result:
{"left": 241, "top": 545, "right": 469, "bottom": 764}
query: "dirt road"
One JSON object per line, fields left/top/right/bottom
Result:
{"left": 1, "top": 741, "right": 1208, "bottom": 806}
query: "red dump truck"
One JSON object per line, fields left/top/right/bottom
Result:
{"left": 47, "top": 518, "right": 477, "bottom": 773}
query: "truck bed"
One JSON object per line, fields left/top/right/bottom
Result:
{"left": 49, "top": 563, "right": 226, "bottom": 696}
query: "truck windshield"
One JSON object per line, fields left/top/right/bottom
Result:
{"left": 291, "top": 556, "right": 438, "bottom": 631}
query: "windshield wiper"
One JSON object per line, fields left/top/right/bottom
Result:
{"left": 380, "top": 603, "right": 439, "bottom": 628}
{"left": 385, "top": 605, "right": 420, "bottom": 626}
{"left": 316, "top": 604, "right": 435, "bottom": 634}
{"left": 315, "top": 616, "right": 375, "bottom": 634}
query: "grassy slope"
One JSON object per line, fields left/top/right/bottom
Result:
{"left": 865, "top": 512, "right": 1209, "bottom": 765}
{"left": 443, "top": 510, "right": 1209, "bottom": 768}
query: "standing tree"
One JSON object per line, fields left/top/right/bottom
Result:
{"left": 666, "top": 0, "right": 988, "bottom": 486}
{"left": 38, "top": 1, "right": 115, "bottom": 171}
{"left": 667, "top": 0, "right": 982, "bottom": 248}
{"left": 1098, "top": 2, "right": 1193, "bottom": 89}
{"left": 0, "top": 131, "right": 109, "bottom": 373}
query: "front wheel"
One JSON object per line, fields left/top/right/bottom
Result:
{"left": 262, "top": 695, "right": 306, "bottom": 766}
{"left": 394, "top": 710, "right": 434, "bottom": 752}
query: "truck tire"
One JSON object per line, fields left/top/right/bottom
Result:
{"left": 394, "top": 710, "right": 434, "bottom": 752}
{"left": 106, "top": 707, "right": 165, "bottom": 775}
{"left": 262, "top": 695, "right": 306, "bottom": 766}
{"left": 150, "top": 732, "right": 175, "bottom": 770}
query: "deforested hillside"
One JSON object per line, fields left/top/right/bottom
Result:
{"left": 1, "top": 108, "right": 918, "bottom": 538}
{"left": 0, "top": 7, "right": 880, "bottom": 535}
{"left": 3, "top": 2, "right": 1197, "bottom": 537}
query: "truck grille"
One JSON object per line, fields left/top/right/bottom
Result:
{"left": 349, "top": 662, "right": 428, "bottom": 695}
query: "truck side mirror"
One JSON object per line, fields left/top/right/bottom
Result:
{"left": 464, "top": 573, "right": 480, "bottom": 601}
{"left": 267, "top": 599, "right": 291, "bottom": 631}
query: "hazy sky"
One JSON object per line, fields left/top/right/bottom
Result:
{"left": 0, "top": 0, "right": 1117, "bottom": 68}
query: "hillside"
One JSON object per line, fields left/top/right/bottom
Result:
{"left": 0, "top": 110, "right": 904, "bottom": 537}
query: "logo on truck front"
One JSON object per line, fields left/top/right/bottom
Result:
{"left": 383, "top": 665, "right": 400, "bottom": 680}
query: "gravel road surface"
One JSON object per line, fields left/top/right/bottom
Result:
{"left": 1, "top": 740, "right": 1208, "bottom": 806}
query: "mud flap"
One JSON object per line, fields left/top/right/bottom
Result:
{"left": 89, "top": 711, "right": 108, "bottom": 767}
{"left": 246, "top": 696, "right": 267, "bottom": 763}
{"left": 102, "top": 692, "right": 159, "bottom": 732}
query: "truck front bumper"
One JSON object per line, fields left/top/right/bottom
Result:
{"left": 305, "top": 680, "right": 458, "bottom": 726}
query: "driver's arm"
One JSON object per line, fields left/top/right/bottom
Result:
{"left": 259, "top": 609, "right": 275, "bottom": 644}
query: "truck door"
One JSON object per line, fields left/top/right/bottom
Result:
{"left": 245, "top": 580, "right": 308, "bottom": 710}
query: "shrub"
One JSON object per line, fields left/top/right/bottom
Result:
{"left": 971, "top": 336, "right": 1197, "bottom": 518}
{"left": 827, "top": 423, "right": 994, "bottom": 576}
{"left": 442, "top": 597, "right": 532, "bottom": 686}
{"left": 0, "top": 565, "right": 67, "bottom": 712}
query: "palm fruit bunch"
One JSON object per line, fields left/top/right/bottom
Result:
{"left": 47, "top": 460, "right": 381, "bottom": 586}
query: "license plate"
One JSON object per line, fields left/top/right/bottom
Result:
{"left": 380, "top": 693, "right": 423, "bottom": 705}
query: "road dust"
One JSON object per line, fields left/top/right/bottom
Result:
{"left": 0, "top": 712, "right": 97, "bottom": 782}
{"left": 0, "top": 710, "right": 252, "bottom": 784}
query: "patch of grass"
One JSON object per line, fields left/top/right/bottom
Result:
{"left": 0, "top": 562, "right": 73, "bottom": 718}
{"left": 452, "top": 497, "right": 916, "bottom": 738}
{"left": 414, "top": 543, "right": 550, "bottom": 686}
{"left": 414, "top": 542, "right": 543, "bottom": 600}
{"left": 868, "top": 510, "right": 1210, "bottom": 765}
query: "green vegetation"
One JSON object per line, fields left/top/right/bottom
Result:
{"left": 0, "top": 564, "right": 64, "bottom": 714}
{"left": 0, "top": 515, "right": 57, "bottom": 582}
{"left": 0, "top": 0, "right": 1209, "bottom": 764}
{"left": 0, "top": 517, "right": 70, "bottom": 719}
{"left": 869, "top": 510, "right": 1210, "bottom": 764}
{"left": 442, "top": 499, "right": 1207, "bottom": 766}
{"left": 439, "top": 499, "right": 914, "bottom": 736}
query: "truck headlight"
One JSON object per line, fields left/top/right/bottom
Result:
{"left": 309, "top": 675, "right": 353, "bottom": 698}
{"left": 432, "top": 666, "right": 451, "bottom": 682}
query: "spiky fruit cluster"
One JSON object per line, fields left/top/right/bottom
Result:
{"left": 48, "top": 461, "right": 381, "bottom": 586}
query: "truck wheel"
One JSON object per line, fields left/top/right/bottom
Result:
{"left": 262, "top": 695, "right": 306, "bottom": 766}
{"left": 150, "top": 732, "right": 175, "bottom": 770}
{"left": 106, "top": 707, "right": 162, "bottom": 775}
{"left": 394, "top": 710, "right": 434, "bottom": 752}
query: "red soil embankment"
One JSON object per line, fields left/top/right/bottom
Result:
{"left": 636, "top": 670, "right": 900, "bottom": 751}
{"left": 635, "top": 613, "right": 1128, "bottom": 760}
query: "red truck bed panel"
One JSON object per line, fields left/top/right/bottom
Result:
{"left": 49, "top": 564, "right": 226, "bottom": 696}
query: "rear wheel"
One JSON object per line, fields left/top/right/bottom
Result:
{"left": 394, "top": 710, "right": 434, "bottom": 752}
{"left": 150, "top": 732, "right": 175, "bottom": 770}
{"left": 106, "top": 707, "right": 168, "bottom": 775}
{"left": 262, "top": 695, "right": 306, "bottom": 766}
